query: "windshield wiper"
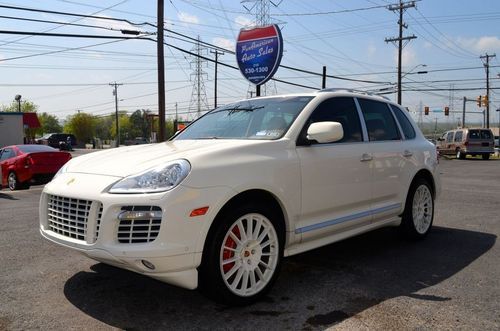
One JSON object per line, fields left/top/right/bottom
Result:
{"left": 210, "top": 105, "right": 264, "bottom": 115}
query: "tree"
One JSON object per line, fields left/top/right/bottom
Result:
{"left": 129, "top": 109, "right": 152, "bottom": 139}
{"left": 64, "top": 112, "right": 95, "bottom": 145}
{"left": 110, "top": 113, "right": 132, "bottom": 144}
{"left": 38, "top": 112, "right": 62, "bottom": 134}
{"left": 1, "top": 100, "right": 38, "bottom": 113}
{"left": 94, "top": 115, "right": 113, "bottom": 140}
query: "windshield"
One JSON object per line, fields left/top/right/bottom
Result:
{"left": 175, "top": 96, "right": 313, "bottom": 140}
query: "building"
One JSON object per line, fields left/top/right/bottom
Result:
{"left": 0, "top": 112, "right": 41, "bottom": 148}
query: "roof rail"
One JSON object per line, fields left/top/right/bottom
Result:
{"left": 318, "top": 88, "right": 391, "bottom": 101}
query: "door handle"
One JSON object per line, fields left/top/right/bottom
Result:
{"left": 403, "top": 150, "right": 413, "bottom": 157}
{"left": 360, "top": 153, "right": 373, "bottom": 162}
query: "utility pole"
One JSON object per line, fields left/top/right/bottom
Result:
{"left": 462, "top": 96, "right": 466, "bottom": 128}
{"left": 385, "top": 0, "right": 416, "bottom": 105}
{"left": 210, "top": 50, "right": 224, "bottom": 108}
{"left": 174, "top": 102, "right": 178, "bottom": 132}
{"left": 480, "top": 53, "right": 496, "bottom": 128}
{"left": 322, "top": 66, "right": 327, "bottom": 89}
{"left": 157, "top": 0, "right": 166, "bottom": 142}
{"left": 109, "top": 82, "right": 123, "bottom": 147}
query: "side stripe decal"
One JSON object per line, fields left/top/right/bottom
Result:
{"left": 295, "top": 203, "right": 401, "bottom": 234}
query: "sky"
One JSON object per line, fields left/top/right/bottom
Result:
{"left": 0, "top": 0, "right": 499, "bottom": 128}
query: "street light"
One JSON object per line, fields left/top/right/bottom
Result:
{"left": 14, "top": 94, "right": 21, "bottom": 112}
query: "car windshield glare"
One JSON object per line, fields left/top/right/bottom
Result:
{"left": 175, "top": 96, "right": 313, "bottom": 140}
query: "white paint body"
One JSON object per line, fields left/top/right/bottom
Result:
{"left": 39, "top": 91, "right": 440, "bottom": 290}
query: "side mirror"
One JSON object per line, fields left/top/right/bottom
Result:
{"left": 307, "top": 121, "right": 344, "bottom": 144}
{"left": 437, "top": 137, "right": 444, "bottom": 142}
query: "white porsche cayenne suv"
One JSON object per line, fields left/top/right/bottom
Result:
{"left": 39, "top": 89, "right": 440, "bottom": 306}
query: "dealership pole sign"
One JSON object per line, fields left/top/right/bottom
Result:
{"left": 236, "top": 24, "right": 283, "bottom": 86}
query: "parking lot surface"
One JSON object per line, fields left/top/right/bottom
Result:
{"left": 0, "top": 158, "right": 499, "bottom": 330}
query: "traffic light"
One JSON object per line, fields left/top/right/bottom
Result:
{"left": 482, "top": 95, "right": 488, "bottom": 107}
{"left": 444, "top": 106, "right": 449, "bottom": 116}
{"left": 477, "top": 95, "right": 482, "bottom": 107}
{"left": 424, "top": 106, "right": 429, "bottom": 115}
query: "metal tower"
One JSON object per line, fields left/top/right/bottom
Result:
{"left": 189, "top": 36, "right": 209, "bottom": 120}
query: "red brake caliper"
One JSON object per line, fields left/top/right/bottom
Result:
{"left": 222, "top": 226, "right": 240, "bottom": 273}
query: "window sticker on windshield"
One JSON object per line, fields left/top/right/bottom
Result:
{"left": 255, "top": 130, "right": 283, "bottom": 137}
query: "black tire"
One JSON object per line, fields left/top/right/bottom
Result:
{"left": 400, "top": 178, "right": 434, "bottom": 239}
{"left": 198, "top": 202, "right": 284, "bottom": 306}
{"left": 482, "top": 154, "right": 490, "bottom": 160}
{"left": 456, "top": 149, "right": 466, "bottom": 159}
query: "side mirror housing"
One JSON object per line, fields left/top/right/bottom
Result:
{"left": 307, "top": 121, "right": 344, "bottom": 144}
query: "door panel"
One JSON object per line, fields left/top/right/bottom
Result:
{"left": 295, "top": 97, "right": 372, "bottom": 241}
{"left": 297, "top": 143, "right": 373, "bottom": 240}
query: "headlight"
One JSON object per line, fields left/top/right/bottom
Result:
{"left": 109, "top": 159, "right": 191, "bottom": 194}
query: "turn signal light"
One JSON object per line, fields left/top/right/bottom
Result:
{"left": 190, "top": 206, "right": 209, "bottom": 217}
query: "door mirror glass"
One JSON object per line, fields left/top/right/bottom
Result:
{"left": 307, "top": 121, "right": 344, "bottom": 144}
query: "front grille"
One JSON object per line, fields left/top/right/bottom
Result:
{"left": 47, "top": 195, "right": 92, "bottom": 241}
{"left": 95, "top": 203, "right": 103, "bottom": 240}
{"left": 118, "top": 206, "right": 162, "bottom": 244}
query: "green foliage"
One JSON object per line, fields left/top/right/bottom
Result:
{"left": 1, "top": 100, "right": 38, "bottom": 113}
{"left": 38, "top": 112, "right": 62, "bottom": 134}
{"left": 94, "top": 115, "right": 113, "bottom": 140}
{"left": 64, "top": 112, "right": 95, "bottom": 144}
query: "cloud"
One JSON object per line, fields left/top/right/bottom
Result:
{"left": 457, "top": 36, "right": 500, "bottom": 53}
{"left": 423, "top": 41, "right": 433, "bottom": 49}
{"left": 235, "top": 15, "right": 253, "bottom": 28}
{"left": 367, "top": 43, "right": 376, "bottom": 57}
{"left": 177, "top": 12, "right": 199, "bottom": 24}
{"left": 212, "top": 37, "right": 235, "bottom": 52}
{"left": 395, "top": 47, "right": 417, "bottom": 67}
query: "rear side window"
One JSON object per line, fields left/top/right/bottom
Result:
{"left": 446, "top": 132, "right": 454, "bottom": 143}
{"left": 305, "top": 97, "right": 363, "bottom": 143}
{"left": 0, "top": 148, "right": 15, "bottom": 161}
{"left": 358, "top": 99, "right": 401, "bottom": 141}
{"left": 390, "top": 105, "right": 416, "bottom": 139}
{"left": 454, "top": 131, "right": 463, "bottom": 142}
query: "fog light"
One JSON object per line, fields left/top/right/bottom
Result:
{"left": 141, "top": 259, "right": 155, "bottom": 270}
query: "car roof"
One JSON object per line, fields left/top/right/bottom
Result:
{"left": 232, "top": 88, "right": 397, "bottom": 106}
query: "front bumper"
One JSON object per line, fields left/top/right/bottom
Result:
{"left": 39, "top": 172, "right": 232, "bottom": 290}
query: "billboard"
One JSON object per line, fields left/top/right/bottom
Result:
{"left": 236, "top": 24, "right": 283, "bottom": 86}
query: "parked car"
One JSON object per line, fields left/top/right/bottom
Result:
{"left": 39, "top": 90, "right": 440, "bottom": 305}
{"left": 436, "top": 128, "right": 494, "bottom": 159}
{"left": 0, "top": 145, "right": 71, "bottom": 190}
{"left": 36, "top": 133, "right": 77, "bottom": 149}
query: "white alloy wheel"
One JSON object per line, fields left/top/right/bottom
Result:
{"left": 412, "top": 184, "right": 433, "bottom": 234}
{"left": 219, "top": 213, "right": 279, "bottom": 297}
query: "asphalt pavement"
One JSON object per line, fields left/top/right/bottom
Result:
{"left": 0, "top": 157, "right": 499, "bottom": 330}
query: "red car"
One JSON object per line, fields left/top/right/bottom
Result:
{"left": 0, "top": 145, "right": 71, "bottom": 190}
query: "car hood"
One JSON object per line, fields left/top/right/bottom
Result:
{"left": 65, "top": 139, "right": 272, "bottom": 177}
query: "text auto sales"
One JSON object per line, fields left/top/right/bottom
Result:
{"left": 239, "top": 39, "right": 275, "bottom": 63}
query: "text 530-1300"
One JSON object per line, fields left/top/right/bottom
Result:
{"left": 245, "top": 67, "right": 269, "bottom": 74}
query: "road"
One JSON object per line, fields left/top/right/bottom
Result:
{"left": 0, "top": 158, "right": 499, "bottom": 330}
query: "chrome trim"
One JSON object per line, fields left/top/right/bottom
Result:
{"left": 295, "top": 203, "right": 401, "bottom": 234}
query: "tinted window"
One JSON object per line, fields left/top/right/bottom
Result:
{"left": 468, "top": 130, "right": 480, "bottom": 140}
{"left": 446, "top": 132, "right": 454, "bottom": 143}
{"left": 17, "top": 145, "right": 57, "bottom": 153}
{"left": 303, "top": 97, "right": 363, "bottom": 144}
{"left": 390, "top": 105, "right": 416, "bottom": 139}
{"left": 0, "top": 148, "right": 15, "bottom": 161}
{"left": 481, "top": 130, "right": 492, "bottom": 139}
{"left": 358, "top": 99, "right": 401, "bottom": 141}
{"left": 454, "top": 131, "right": 463, "bottom": 142}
